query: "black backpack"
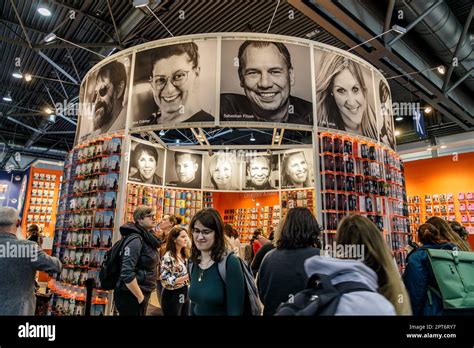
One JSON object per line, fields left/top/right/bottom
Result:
{"left": 99, "top": 233, "right": 142, "bottom": 290}
{"left": 189, "top": 252, "right": 263, "bottom": 315}
{"left": 275, "top": 272, "right": 373, "bottom": 316}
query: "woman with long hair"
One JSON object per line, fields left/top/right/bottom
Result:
{"left": 160, "top": 226, "right": 190, "bottom": 316}
{"left": 188, "top": 208, "right": 245, "bottom": 315}
{"left": 316, "top": 52, "right": 378, "bottom": 139}
{"left": 208, "top": 153, "right": 240, "bottom": 190}
{"left": 281, "top": 151, "right": 312, "bottom": 189}
{"left": 403, "top": 223, "right": 456, "bottom": 315}
{"left": 335, "top": 215, "right": 412, "bottom": 315}
{"left": 258, "top": 207, "right": 321, "bottom": 315}
{"left": 426, "top": 216, "right": 471, "bottom": 251}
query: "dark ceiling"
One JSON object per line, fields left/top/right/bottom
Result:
{"left": 0, "top": 0, "right": 472, "bottom": 168}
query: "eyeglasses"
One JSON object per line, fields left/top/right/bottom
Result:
{"left": 192, "top": 228, "right": 214, "bottom": 236}
{"left": 149, "top": 70, "right": 190, "bottom": 90}
{"left": 144, "top": 214, "right": 156, "bottom": 220}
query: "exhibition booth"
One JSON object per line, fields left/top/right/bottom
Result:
{"left": 46, "top": 33, "right": 406, "bottom": 316}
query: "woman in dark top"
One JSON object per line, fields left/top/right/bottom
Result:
{"left": 27, "top": 224, "right": 43, "bottom": 246}
{"left": 257, "top": 207, "right": 321, "bottom": 315}
{"left": 403, "top": 223, "right": 456, "bottom": 316}
{"left": 188, "top": 208, "right": 245, "bottom": 315}
{"left": 114, "top": 206, "right": 162, "bottom": 316}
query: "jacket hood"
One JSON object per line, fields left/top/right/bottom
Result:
{"left": 119, "top": 222, "right": 162, "bottom": 249}
{"left": 304, "top": 255, "right": 379, "bottom": 291}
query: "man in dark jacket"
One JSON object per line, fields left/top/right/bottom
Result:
{"left": 0, "top": 207, "right": 61, "bottom": 315}
{"left": 114, "top": 206, "right": 162, "bottom": 316}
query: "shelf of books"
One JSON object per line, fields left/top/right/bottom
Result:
{"left": 49, "top": 135, "right": 123, "bottom": 316}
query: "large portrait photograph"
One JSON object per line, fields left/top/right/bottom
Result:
{"left": 165, "top": 150, "right": 202, "bottom": 189}
{"left": 242, "top": 153, "right": 279, "bottom": 191}
{"left": 220, "top": 39, "right": 313, "bottom": 126}
{"left": 77, "top": 55, "right": 131, "bottom": 143}
{"left": 131, "top": 40, "right": 217, "bottom": 127}
{"left": 375, "top": 74, "right": 396, "bottom": 149}
{"left": 128, "top": 140, "right": 165, "bottom": 186}
{"left": 202, "top": 151, "right": 242, "bottom": 191}
{"left": 280, "top": 149, "right": 314, "bottom": 189}
{"left": 314, "top": 50, "right": 378, "bottom": 141}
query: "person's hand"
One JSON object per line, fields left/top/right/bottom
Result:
{"left": 137, "top": 293, "right": 145, "bottom": 304}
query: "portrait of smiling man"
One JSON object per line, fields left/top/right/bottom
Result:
{"left": 90, "top": 60, "right": 128, "bottom": 135}
{"left": 147, "top": 42, "right": 214, "bottom": 124}
{"left": 167, "top": 152, "right": 202, "bottom": 189}
{"left": 244, "top": 155, "right": 276, "bottom": 190}
{"left": 220, "top": 40, "right": 312, "bottom": 125}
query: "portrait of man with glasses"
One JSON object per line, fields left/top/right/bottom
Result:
{"left": 132, "top": 42, "right": 215, "bottom": 127}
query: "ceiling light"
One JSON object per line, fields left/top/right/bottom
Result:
{"left": 391, "top": 25, "right": 406, "bottom": 34}
{"left": 427, "top": 147, "right": 432, "bottom": 151}
{"left": 440, "top": 145, "right": 447, "bottom": 149}
{"left": 133, "top": 0, "right": 149, "bottom": 8}
{"left": 437, "top": 65, "right": 446, "bottom": 75}
{"left": 175, "top": 139, "right": 180, "bottom": 144}
{"left": 24, "top": 74, "right": 32, "bottom": 82}
{"left": 424, "top": 106, "right": 432, "bottom": 114}
{"left": 395, "top": 116, "right": 403, "bottom": 121}
{"left": 159, "top": 129, "right": 165, "bottom": 136}
{"left": 394, "top": 130, "right": 401, "bottom": 136}
{"left": 44, "top": 107, "right": 53, "bottom": 114}
{"left": 250, "top": 133, "right": 255, "bottom": 142}
{"left": 44, "top": 33, "right": 57, "bottom": 43}
{"left": 3, "top": 91, "right": 12, "bottom": 102}
{"left": 37, "top": 1, "right": 52, "bottom": 16}
{"left": 12, "top": 68, "right": 22, "bottom": 79}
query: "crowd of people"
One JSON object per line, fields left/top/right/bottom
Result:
{"left": 0, "top": 204, "right": 471, "bottom": 316}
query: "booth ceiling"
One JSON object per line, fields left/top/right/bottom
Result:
{"left": 0, "top": 0, "right": 472, "bottom": 168}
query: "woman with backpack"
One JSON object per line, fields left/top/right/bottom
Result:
{"left": 188, "top": 208, "right": 245, "bottom": 315}
{"left": 257, "top": 207, "right": 321, "bottom": 316}
{"left": 403, "top": 223, "right": 456, "bottom": 315}
{"left": 334, "top": 215, "right": 412, "bottom": 315}
{"left": 160, "top": 226, "right": 190, "bottom": 316}
{"left": 114, "top": 206, "right": 162, "bottom": 316}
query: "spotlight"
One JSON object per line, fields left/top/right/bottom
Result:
{"left": 44, "top": 33, "right": 57, "bottom": 43}
{"left": 250, "top": 133, "right": 255, "bottom": 142}
{"left": 24, "top": 74, "right": 32, "bottom": 82}
{"left": 37, "top": 1, "right": 52, "bottom": 16}
{"left": 175, "top": 139, "right": 180, "bottom": 144}
{"left": 437, "top": 65, "right": 446, "bottom": 75}
{"left": 3, "top": 91, "right": 13, "bottom": 102}
{"left": 133, "top": 0, "right": 149, "bottom": 8}
{"left": 44, "top": 107, "right": 53, "bottom": 114}
{"left": 395, "top": 116, "right": 403, "bottom": 121}
{"left": 424, "top": 106, "right": 432, "bottom": 114}
{"left": 159, "top": 129, "right": 165, "bottom": 136}
{"left": 394, "top": 130, "right": 401, "bottom": 137}
{"left": 392, "top": 25, "right": 406, "bottom": 34}
{"left": 12, "top": 68, "right": 22, "bottom": 79}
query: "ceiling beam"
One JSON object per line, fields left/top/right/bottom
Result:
{"left": 8, "top": 0, "right": 33, "bottom": 49}
{"left": 36, "top": 50, "right": 79, "bottom": 84}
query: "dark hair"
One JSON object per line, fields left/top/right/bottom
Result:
{"left": 174, "top": 151, "right": 200, "bottom": 165}
{"left": 133, "top": 206, "right": 153, "bottom": 223}
{"left": 379, "top": 80, "right": 390, "bottom": 103}
{"left": 238, "top": 41, "right": 292, "bottom": 84}
{"left": 426, "top": 216, "right": 471, "bottom": 251}
{"left": 232, "top": 228, "right": 239, "bottom": 239}
{"left": 224, "top": 223, "right": 234, "bottom": 238}
{"left": 165, "top": 226, "right": 189, "bottom": 260}
{"left": 275, "top": 207, "right": 320, "bottom": 249}
{"left": 132, "top": 143, "right": 159, "bottom": 168}
{"left": 189, "top": 208, "right": 226, "bottom": 263}
{"left": 268, "top": 231, "right": 275, "bottom": 241}
{"left": 417, "top": 223, "right": 443, "bottom": 245}
{"left": 150, "top": 42, "right": 199, "bottom": 73}
{"left": 97, "top": 61, "right": 127, "bottom": 104}
{"left": 449, "top": 220, "right": 469, "bottom": 240}
{"left": 175, "top": 216, "right": 183, "bottom": 225}
{"left": 28, "top": 224, "right": 39, "bottom": 233}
